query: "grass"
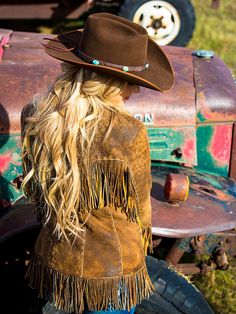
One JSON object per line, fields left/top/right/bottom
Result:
{"left": 189, "top": 0, "right": 236, "bottom": 76}
{"left": 191, "top": 260, "right": 236, "bottom": 314}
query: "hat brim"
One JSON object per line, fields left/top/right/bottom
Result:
{"left": 43, "top": 30, "right": 175, "bottom": 92}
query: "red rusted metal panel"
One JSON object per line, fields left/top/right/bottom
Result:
{"left": 129, "top": 46, "right": 196, "bottom": 127}
{"left": 0, "top": 31, "right": 196, "bottom": 133}
{"left": 0, "top": 30, "right": 59, "bottom": 134}
{"left": 0, "top": 61, "right": 60, "bottom": 133}
{"left": 194, "top": 55, "right": 236, "bottom": 123}
{"left": 151, "top": 166, "right": 236, "bottom": 237}
{"left": 4, "top": 30, "right": 49, "bottom": 48}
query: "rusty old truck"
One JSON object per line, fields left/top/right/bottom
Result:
{"left": 0, "top": 0, "right": 196, "bottom": 46}
{"left": 0, "top": 28, "right": 236, "bottom": 313}
{"left": 0, "top": 1, "right": 222, "bottom": 47}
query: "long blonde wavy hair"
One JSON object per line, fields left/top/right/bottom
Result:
{"left": 21, "top": 62, "right": 128, "bottom": 241}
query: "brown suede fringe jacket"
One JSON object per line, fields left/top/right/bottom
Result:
{"left": 21, "top": 105, "right": 154, "bottom": 314}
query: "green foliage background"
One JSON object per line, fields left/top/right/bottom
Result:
{"left": 191, "top": 259, "right": 236, "bottom": 314}
{"left": 189, "top": 0, "right": 236, "bottom": 75}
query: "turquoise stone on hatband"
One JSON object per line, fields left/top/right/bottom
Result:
{"left": 92, "top": 59, "right": 100, "bottom": 65}
{"left": 122, "top": 66, "right": 129, "bottom": 72}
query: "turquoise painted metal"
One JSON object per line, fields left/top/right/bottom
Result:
{"left": 0, "top": 134, "right": 23, "bottom": 208}
{"left": 147, "top": 127, "right": 197, "bottom": 165}
{"left": 147, "top": 128, "right": 197, "bottom": 164}
{"left": 195, "top": 124, "right": 232, "bottom": 177}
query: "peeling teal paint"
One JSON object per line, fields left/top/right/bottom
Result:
{"left": 147, "top": 128, "right": 184, "bottom": 162}
{"left": 195, "top": 125, "right": 228, "bottom": 177}
{"left": 197, "top": 111, "right": 207, "bottom": 123}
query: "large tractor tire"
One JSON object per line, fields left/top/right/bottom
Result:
{"left": 119, "top": 0, "right": 195, "bottom": 46}
{"left": 136, "top": 256, "right": 215, "bottom": 314}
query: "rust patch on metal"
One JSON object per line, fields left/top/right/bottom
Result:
{"left": 191, "top": 184, "right": 232, "bottom": 202}
{"left": 151, "top": 166, "right": 236, "bottom": 238}
{"left": 194, "top": 56, "right": 236, "bottom": 123}
{"left": 126, "top": 47, "right": 196, "bottom": 127}
{"left": 165, "top": 242, "right": 186, "bottom": 266}
{"left": 164, "top": 173, "right": 189, "bottom": 203}
{"left": 0, "top": 29, "right": 60, "bottom": 134}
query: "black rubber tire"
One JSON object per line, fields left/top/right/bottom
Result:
{"left": 136, "top": 256, "right": 215, "bottom": 314}
{"left": 118, "top": 0, "right": 196, "bottom": 46}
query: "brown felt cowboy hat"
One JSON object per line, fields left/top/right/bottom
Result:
{"left": 43, "top": 13, "right": 175, "bottom": 92}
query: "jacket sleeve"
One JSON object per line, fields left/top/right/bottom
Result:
{"left": 129, "top": 123, "right": 153, "bottom": 254}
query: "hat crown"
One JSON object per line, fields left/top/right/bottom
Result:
{"left": 79, "top": 13, "right": 148, "bottom": 66}
{"left": 44, "top": 12, "right": 175, "bottom": 91}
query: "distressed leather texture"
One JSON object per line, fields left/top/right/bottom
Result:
{"left": 21, "top": 105, "right": 153, "bottom": 313}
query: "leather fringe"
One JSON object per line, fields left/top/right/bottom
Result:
{"left": 26, "top": 252, "right": 154, "bottom": 314}
{"left": 79, "top": 159, "right": 153, "bottom": 254}
{"left": 35, "top": 159, "right": 139, "bottom": 223}
{"left": 79, "top": 159, "right": 138, "bottom": 220}
{"left": 142, "top": 225, "right": 153, "bottom": 255}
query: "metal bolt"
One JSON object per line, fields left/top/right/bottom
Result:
{"left": 171, "top": 147, "right": 182, "bottom": 159}
{"left": 194, "top": 50, "right": 215, "bottom": 59}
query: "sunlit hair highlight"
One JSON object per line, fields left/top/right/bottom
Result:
{"left": 21, "top": 62, "right": 128, "bottom": 241}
